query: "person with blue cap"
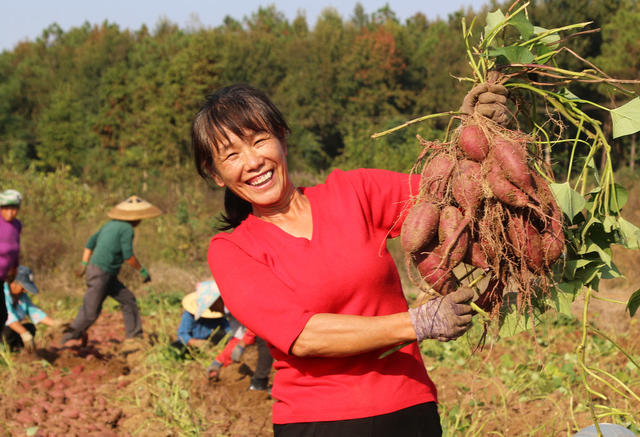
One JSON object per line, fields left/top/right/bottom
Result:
{"left": 0, "top": 189, "right": 24, "bottom": 329}
{"left": 2, "top": 265, "right": 62, "bottom": 352}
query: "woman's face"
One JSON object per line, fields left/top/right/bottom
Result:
{"left": 211, "top": 128, "right": 294, "bottom": 213}
{"left": 0, "top": 206, "right": 19, "bottom": 222}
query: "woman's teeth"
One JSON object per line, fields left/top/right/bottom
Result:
{"left": 249, "top": 171, "right": 273, "bottom": 186}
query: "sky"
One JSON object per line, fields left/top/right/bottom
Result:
{"left": 1, "top": 0, "right": 489, "bottom": 52}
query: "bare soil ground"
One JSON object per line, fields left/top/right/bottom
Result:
{"left": 0, "top": 312, "right": 273, "bottom": 436}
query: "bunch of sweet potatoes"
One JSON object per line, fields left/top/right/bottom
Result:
{"left": 401, "top": 113, "right": 565, "bottom": 312}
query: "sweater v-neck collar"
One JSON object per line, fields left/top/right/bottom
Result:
{"left": 246, "top": 186, "right": 316, "bottom": 245}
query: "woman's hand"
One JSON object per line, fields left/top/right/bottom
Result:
{"left": 20, "top": 331, "right": 36, "bottom": 352}
{"left": 408, "top": 287, "right": 474, "bottom": 342}
{"left": 188, "top": 338, "right": 206, "bottom": 348}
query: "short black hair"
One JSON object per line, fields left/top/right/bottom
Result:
{"left": 192, "top": 84, "right": 290, "bottom": 181}
{"left": 191, "top": 84, "right": 290, "bottom": 229}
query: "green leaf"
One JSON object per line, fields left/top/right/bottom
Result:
{"left": 26, "top": 427, "right": 39, "bottom": 437}
{"left": 559, "top": 87, "right": 580, "bottom": 100}
{"left": 498, "top": 292, "right": 547, "bottom": 337}
{"left": 484, "top": 9, "right": 506, "bottom": 42}
{"left": 489, "top": 46, "right": 535, "bottom": 64}
{"left": 627, "top": 289, "right": 640, "bottom": 317}
{"left": 617, "top": 217, "right": 640, "bottom": 249}
{"left": 564, "top": 258, "right": 593, "bottom": 279}
{"left": 603, "top": 215, "right": 618, "bottom": 233}
{"left": 558, "top": 280, "right": 583, "bottom": 296}
{"left": 550, "top": 281, "right": 582, "bottom": 315}
{"left": 611, "top": 97, "right": 640, "bottom": 139}
{"left": 600, "top": 262, "right": 622, "bottom": 280}
{"left": 578, "top": 263, "right": 604, "bottom": 290}
{"left": 550, "top": 182, "right": 586, "bottom": 221}
{"left": 580, "top": 243, "right": 612, "bottom": 266}
{"left": 610, "top": 183, "right": 628, "bottom": 213}
{"left": 510, "top": 11, "right": 534, "bottom": 40}
{"left": 533, "top": 26, "right": 560, "bottom": 46}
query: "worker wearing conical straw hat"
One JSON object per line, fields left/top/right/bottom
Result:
{"left": 61, "top": 195, "right": 162, "bottom": 346}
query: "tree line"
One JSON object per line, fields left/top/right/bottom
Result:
{"left": 0, "top": 0, "right": 638, "bottom": 190}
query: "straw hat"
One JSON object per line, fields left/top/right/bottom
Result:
{"left": 182, "top": 280, "right": 224, "bottom": 319}
{"left": 107, "top": 195, "right": 163, "bottom": 221}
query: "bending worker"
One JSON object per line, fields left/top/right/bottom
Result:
{"left": 61, "top": 195, "right": 162, "bottom": 345}
{"left": 3, "top": 265, "right": 62, "bottom": 351}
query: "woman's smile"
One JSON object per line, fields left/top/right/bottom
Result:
{"left": 247, "top": 170, "right": 274, "bottom": 188}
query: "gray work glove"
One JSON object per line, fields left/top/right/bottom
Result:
{"left": 20, "top": 331, "right": 36, "bottom": 352}
{"left": 408, "top": 287, "right": 475, "bottom": 342}
{"left": 208, "top": 360, "right": 222, "bottom": 382}
{"left": 460, "top": 82, "right": 509, "bottom": 125}
{"left": 231, "top": 343, "right": 245, "bottom": 362}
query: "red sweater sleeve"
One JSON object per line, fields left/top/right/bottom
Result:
{"left": 339, "top": 168, "right": 421, "bottom": 239}
{"left": 208, "top": 237, "right": 314, "bottom": 355}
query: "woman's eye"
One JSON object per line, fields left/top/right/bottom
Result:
{"left": 255, "top": 134, "right": 270, "bottom": 145}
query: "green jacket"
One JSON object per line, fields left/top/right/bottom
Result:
{"left": 86, "top": 220, "right": 135, "bottom": 275}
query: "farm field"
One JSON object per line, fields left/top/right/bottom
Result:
{"left": 1, "top": 1, "right": 639, "bottom": 435}
{"left": 1, "top": 247, "right": 638, "bottom": 436}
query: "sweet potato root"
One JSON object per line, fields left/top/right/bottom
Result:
{"left": 459, "top": 124, "right": 489, "bottom": 161}
{"left": 421, "top": 153, "right": 455, "bottom": 201}
{"left": 507, "top": 213, "right": 544, "bottom": 273}
{"left": 491, "top": 138, "right": 539, "bottom": 203}
{"left": 401, "top": 201, "right": 440, "bottom": 254}
{"left": 452, "top": 159, "right": 484, "bottom": 214}
{"left": 486, "top": 164, "right": 529, "bottom": 207}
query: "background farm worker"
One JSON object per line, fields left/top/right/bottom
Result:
{"left": 172, "top": 280, "right": 229, "bottom": 351}
{"left": 191, "top": 84, "right": 506, "bottom": 436}
{"left": 61, "top": 195, "right": 162, "bottom": 346}
{"left": 0, "top": 189, "right": 23, "bottom": 328}
{"left": 181, "top": 278, "right": 256, "bottom": 380}
{"left": 206, "top": 313, "right": 274, "bottom": 391}
{"left": 2, "top": 265, "right": 62, "bottom": 352}
{"left": 246, "top": 337, "right": 274, "bottom": 392}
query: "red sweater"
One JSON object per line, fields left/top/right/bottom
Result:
{"left": 208, "top": 168, "right": 437, "bottom": 424}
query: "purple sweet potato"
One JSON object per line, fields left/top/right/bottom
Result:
{"left": 415, "top": 251, "right": 456, "bottom": 295}
{"left": 452, "top": 160, "right": 484, "bottom": 214}
{"left": 438, "top": 206, "right": 464, "bottom": 243}
{"left": 486, "top": 164, "right": 529, "bottom": 207}
{"left": 400, "top": 201, "right": 440, "bottom": 254}
{"left": 459, "top": 125, "right": 489, "bottom": 161}
{"left": 491, "top": 138, "right": 539, "bottom": 202}
{"left": 421, "top": 153, "right": 455, "bottom": 201}
{"left": 464, "top": 241, "right": 490, "bottom": 270}
{"left": 474, "top": 277, "right": 504, "bottom": 313}
{"left": 507, "top": 214, "right": 544, "bottom": 272}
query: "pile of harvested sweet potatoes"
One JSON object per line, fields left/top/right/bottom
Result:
{"left": 401, "top": 84, "right": 565, "bottom": 314}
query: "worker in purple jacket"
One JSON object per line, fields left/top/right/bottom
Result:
{"left": 0, "top": 189, "right": 23, "bottom": 328}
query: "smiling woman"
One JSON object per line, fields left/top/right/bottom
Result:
{"left": 190, "top": 84, "right": 497, "bottom": 437}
